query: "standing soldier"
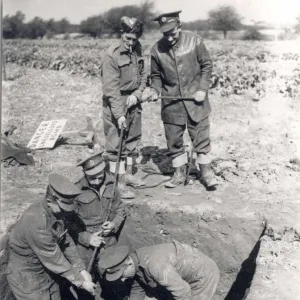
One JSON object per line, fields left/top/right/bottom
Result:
{"left": 101, "top": 16, "right": 147, "bottom": 199}
{"left": 148, "top": 11, "right": 218, "bottom": 189}
{"left": 98, "top": 240, "right": 220, "bottom": 300}
{"left": 5, "top": 174, "right": 96, "bottom": 300}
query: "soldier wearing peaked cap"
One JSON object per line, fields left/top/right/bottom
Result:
{"left": 148, "top": 11, "right": 218, "bottom": 190}
{"left": 63, "top": 151, "right": 127, "bottom": 297}
{"left": 6, "top": 174, "right": 97, "bottom": 300}
{"left": 101, "top": 16, "right": 147, "bottom": 200}
{"left": 98, "top": 241, "right": 219, "bottom": 300}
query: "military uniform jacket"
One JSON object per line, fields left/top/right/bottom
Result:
{"left": 6, "top": 200, "right": 85, "bottom": 295}
{"left": 101, "top": 41, "right": 147, "bottom": 120}
{"left": 129, "top": 241, "right": 213, "bottom": 300}
{"left": 150, "top": 31, "right": 213, "bottom": 125}
{"left": 67, "top": 175, "right": 126, "bottom": 248}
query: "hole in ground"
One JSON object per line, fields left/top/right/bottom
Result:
{"left": 0, "top": 203, "right": 266, "bottom": 300}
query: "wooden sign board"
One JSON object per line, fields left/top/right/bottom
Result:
{"left": 27, "top": 119, "right": 67, "bottom": 149}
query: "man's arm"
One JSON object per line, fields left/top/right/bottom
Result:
{"left": 129, "top": 279, "right": 147, "bottom": 300}
{"left": 150, "top": 49, "right": 162, "bottom": 94}
{"left": 26, "top": 225, "right": 85, "bottom": 288}
{"left": 111, "top": 188, "right": 126, "bottom": 231}
{"left": 63, "top": 232, "right": 87, "bottom": 271}
{"left": 132, "top": 56, "right": 147, "bottom": 101}
{"left": 101, "top": 52, "right": 124, "bottom": 119}
{"left": 147, "top": 260, "right": 191, "bottom": 300}
{"left": 196, "top": 37, "right": 213, "bottom": 92}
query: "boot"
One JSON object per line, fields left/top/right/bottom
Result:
{"left": 199, "top": 163, "right": 218, "bottom": 190}
{"left": 164, "top": 165, "right": 186, "bottom": 188}
{"left": 125, "top": 165, "right": 146, "bottom": 187}
{"left": 118, "top": 174, "right": 135, "bottom": 199}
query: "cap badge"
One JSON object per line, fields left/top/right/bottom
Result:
{"left": 161, "top": 17, "right": 167, "bottom": 23}
{"left": 90, "top": 160, "right": 95, "bottom": 166}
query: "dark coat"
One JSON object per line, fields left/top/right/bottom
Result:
{"left": 150, "top": 31, "right": 213, "bottom": 125}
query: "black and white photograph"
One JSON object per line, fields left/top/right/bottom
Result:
{"left": 1, "top": 0, "right": 300, "bottom": 299}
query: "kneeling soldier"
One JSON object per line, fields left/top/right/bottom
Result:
{"left": 98, "top": 241, "right": 220, "bottom": 300}
{"left": 6, "top": 174, "right": 96, "bottom": 300}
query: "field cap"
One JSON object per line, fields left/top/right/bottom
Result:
{"left": 98, "top": 246, "right": 129, "bottom": 281}
{"left": 77, "top": 150, "right": 105, "bottom": 176}
{"left": 120, "top": 16, "right": 144, "bottom": 37}
{"left": 48, "top": 173, "right": 81, "bottom": 211}
{"left": 153, "top": 10, "right": 182, "bottom": 33}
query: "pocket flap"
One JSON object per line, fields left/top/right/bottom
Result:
{"left": 118, "top": 56, "right": 131, "bottom": 67}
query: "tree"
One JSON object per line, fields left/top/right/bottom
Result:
{"left": 54, "top": 18, "right": 71, "bottom": 34}
{"left": 80, "top": 15, "right": 104, "bottom": 38}
{"left": 3, "top": 11, "right": 26, "bottom": 38}
{"left": 26, "top": 17, "right": 47, "bottom": 38}
{"left": 208, "top": 5, "right": 242, "bottom": 39}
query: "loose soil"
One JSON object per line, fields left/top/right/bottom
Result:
{"left": 1, "top": 44, "right": 300, "bottom": 300}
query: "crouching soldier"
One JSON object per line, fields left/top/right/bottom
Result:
{"left": 101, "top": 16, "right": 147, "bottom": 199}
{"left": 98, "top": 240, "right": 220, "bottom": 300}
{"left": 5, "top": 174, "right": 96, "bottom": 300}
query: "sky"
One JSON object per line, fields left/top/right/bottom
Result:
{"left": 3, "top": 0, "right": 300, "bottom": 26}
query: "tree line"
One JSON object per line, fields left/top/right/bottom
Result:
{"left": 3, "top": 2, "right": 300, "bottom": 40}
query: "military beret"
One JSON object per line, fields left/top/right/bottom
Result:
{"left": 98, "top": 246, "right": 129, "bottom": 281}
{"left": 153, "top": 10, "right": 182, "bottom": 33}
{"left": 76, "top": 150, "right": 105, "bottom": 176}
{"left": 48, "top": 173, "right": 81, "bottom": 211}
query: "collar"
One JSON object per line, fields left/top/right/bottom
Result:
{"left": 130, "top": 252, "right": 140, "bottom": 273}
{"left": 120, "top": 41, "right": 130, "bottom": 54}
{"left": 41, "top": 198, "right": 60, "bottom": 227}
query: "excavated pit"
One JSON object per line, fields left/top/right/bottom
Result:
{"left": 0, "top": 202, "right": 265, "bottom": 300}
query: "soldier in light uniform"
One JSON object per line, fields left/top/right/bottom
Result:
{"left": 101, "top": 16, "right": 147, "bottom": 199}
{"left": 98, "top": 241, "right": 220, "bottom": 300}
{"left": 5, "top": 174, "right": 96, "bottom": 300}
{"left": 64, "top": 151, "right": 127, "bottom": 299}
{"left": 148, "top": 11, "right": 218, "bottom": 189}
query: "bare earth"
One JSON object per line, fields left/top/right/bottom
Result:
{"left": 1, "top": 39, "right": 300, "bottom": 300}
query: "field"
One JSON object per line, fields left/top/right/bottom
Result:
{"left": 1, "top": 35, "right": 300, "bottom": 300}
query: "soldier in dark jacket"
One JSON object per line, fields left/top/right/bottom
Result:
{"left": 98, "top": 241, "right": 219, "bottom": 300}
{"left": 148, "top": 11, "right": 217, "bottom": 189}
{"left": 5, "top": 174, "right": 97, "bottom": 300}
{"left": 101, "top": 16, "right": 147, "bottom": 199}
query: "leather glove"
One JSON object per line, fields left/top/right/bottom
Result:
{"left": 193, "top": 90, "right": 207, "bottom": 102}
{"left": 126, "top": 95, "right": 138, "bottom": 108}
{"left": 117, "top": 116, "right": 127, "bottom": 129}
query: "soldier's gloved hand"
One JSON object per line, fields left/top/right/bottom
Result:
{"left": 193, "top": 90, "right": 207, "bottom": 102}
{"left": 148, "top": 89, "right": 159, "bottom": 102}
{"left": 80, "top": 270, "right": 93, "bottom": 282}
{"left": 117, "top": 116, "right": 127, "bottom": 129}
{"left": 82, "top": 281, "right": 96, "bottom": 296}
{"left": 89, "top": 231, "right": 105, "bottom": 247}
{"left": 126, "top": 95, "right": 138, "bottom": 108}
{"left": 101, "top": 221, "right": 115, "bottom": 236}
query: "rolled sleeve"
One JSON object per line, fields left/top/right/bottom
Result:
{"left": 102, "top": 53, "right": 124, "bottom": 119}
{"left": 196, "top": 38, "right": 213, "bottom": 92}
